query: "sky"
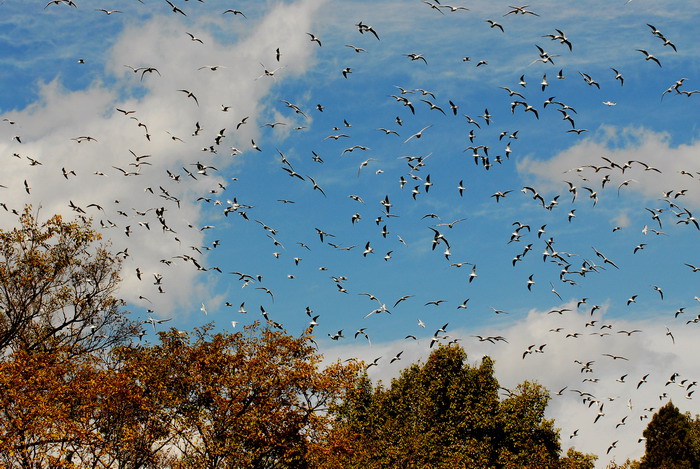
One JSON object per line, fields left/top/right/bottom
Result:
{"left": 1, "top": 0, "right": 699, "bottom": 466}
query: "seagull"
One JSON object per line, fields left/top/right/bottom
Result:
{"left": 437, "top": 218, "right": 466, "bottom": 229}
{"left": 420, "top": 99, "right": 446, "bottom": 115}
{"left": 165, "top": 0, "right": 186, "bottom": 16}
{"left": 526, "top": 274, "right": 535, "bottom": 291}
{"left": 177, "top": 89, "right": 199, "bottom": 106}
{"left": 186, "top": 32, "right": 204, "bottom": 44}
{"left": 356, "top": 21, "right": 381, "bottom": 40}
{"left": 504, "top": 5, "right": 539, "bottom": 16}
{"left": 636, "top": 49, "right": 662, "bottom": 67}
{"left": 652, "top": 285, "right": 664, "bottom": 299}
{"left": 403, "top": 125, "right": 433, "bottom": 143}
{"left": 500, "top": 87, "right": 525, "bottom": 99}
{"left": 441, "top": 4, "right": 469, "bottom": 12}
{"left": 637, "top": 374, "right": 650, "bottom": 389}
{"left": 403, "top": 53, "right": 428, "bottom": 64}
{"left": 491, "top": 190, "right": 512, "bottom": 202}
{"left": 138, "top": 67, "right": 160, "bottom": 81}
{"left": 376, "top": 128, "right": 399, "bottom": 136}
{"left": 468, "top": 264, "right": 478, "bottom": 283}
{"left": 666, "top": 326, "right": 675, "bottom": 344}
{"left": 306, "top": 33, "right": 322, "bottom": 46}
{"left": 485, "top": 19, "right": 504, "bottom": 32}
{"left": 611, "top": 68, "right": 624, "bottom": 85}
{"left": 659, "top": 37, "right": 677, "bottom": 52}
{"left": 256, "top": 64, "right": 285, "bottom": 80}
{"left": 144, "top": 316, "right": 172, "bottom": 330}
{"left": 357, "top": 158, "right": 377, "bottom": 176}
{"left": 345, "top": 44, "right": 367, "bottom": 53}
{"left": 223, "top": 9, "right": 246, "bottom": 17}
{"left": 603, "top": 353, "right": 629, "bottom": 360}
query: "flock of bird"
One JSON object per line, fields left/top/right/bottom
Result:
{"left": 2, "top": 0, "right": 699, "bottom": 464}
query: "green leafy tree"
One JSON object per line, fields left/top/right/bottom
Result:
{"left": 639, "top": 402, "right": 700, "bottom": 469}
{"left": 560, "top": 447, "right": 598, "bottom": 469}
{"left": 495, "top": 380, "right": 562, "bottom": 467}
{"left": 606, "top": 459, "right": 641, "bottom": 469}
{"left": 323, "top": 344, "right": 594, "bottom": 468}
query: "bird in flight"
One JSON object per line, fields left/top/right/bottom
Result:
{"left": 636, "top": 49, "right": 662, "bottom": 67}
{"left": 307, "top": 33, "right": 322, "bottom": 46}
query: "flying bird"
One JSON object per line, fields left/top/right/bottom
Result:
{"left": 636, "top": 49, "right": 662, "bottom": 67}
{"left": 165, "top": 0, "right": 186, "bottom": 16}
{"left": 306, "top": 33, "right": 322, "bottom": 46}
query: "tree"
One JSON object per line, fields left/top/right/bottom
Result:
{"left": 0, "top": 206, "right": 134, "bottom": 356}
{"left": 495, "top": 380, "right": 562, "bottom": 467}
{"left": 0, "top": 322, "right": 362, "bottom": 468}
{"left": 605, "top": 459, "right": 641, "bottom": 469}
{"left": 560, "top": 447, "right": 598, "bottom": 469}
{"left": 149, "top": 323, "right": 362, "bottom": 468}
{"left": 0, "top": 347, "right": 103, "bottom": 468}
{"left": 322, "top": 344, "right": 594, "bottom": 468}
{"left": 639, "top": 401, "right": 700, "bottom": 469}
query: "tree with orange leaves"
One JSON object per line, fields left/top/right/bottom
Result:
{"left": 152, "top": 323, "right": 362, "bottom": 468}
{"left": 0, "top": 322, "right": 362, "bottom": 468}
{"left": 0, "top": 347, "right": 102, "bottom": 468}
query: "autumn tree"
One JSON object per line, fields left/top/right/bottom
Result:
{"left": 0, "top": 348, "right": 99, "bottom": 468}
{"left": 136, "top": 323, "right": 363, "bottom": 468}
{"left": 321, "top": 344, "right": 595, "bottom": 469}
{"left": 0, "top": 322, "right": 362, "bottom": 468}
{"left": 60, "top": 344, "right": 178, "bottom": 469}
{"left": 0, "top": 206, "right": 135, "bottom": 356}
{"left": 639, "top": 401, "right": 700, "bottom": 469}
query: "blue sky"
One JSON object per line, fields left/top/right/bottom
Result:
{"left": 1, "top": 0, "right": 699, "bottom": 465}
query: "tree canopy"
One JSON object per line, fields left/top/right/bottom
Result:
{"left": 0, "top": 206, "right": 134, "bottom": 355}
{"left": 0, "top": 323, "right": 362, "bottom": 468}
{"left": 320, "top": 345, "right": 595, "bottom": 469}
{"left": 639, "top": 401, "right": 700, "bottom": 469}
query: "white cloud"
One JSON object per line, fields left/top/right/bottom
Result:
{"left": 321, "top": 302, "right": 699, "bottom": 467}
{"left": 517, "top": 126, "right": 700, "bottom": 210}
{"left": 0, "top": 0, "right": 327, "bottom": 318}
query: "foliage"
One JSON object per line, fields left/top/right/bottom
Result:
{"left": 560, "top": 447, "right": 598, "bottom": 469}
{"left": 320, "top": 344, "right": 594, "bottom": 469}
{"left": 0, "top": 323, "right": 361, "bottom": 469}
{"left": 153, "top": 323, "right": 362, "bottom": 468}
{"left": 639, "top": 402, "right": 700, "bottom": 469}
{"left": 605, "top": 459, "right": 641, "bottom": 469}
{"left": 0, "top": 348, "right": 97, "bottom": 468}
{"left": 495, "top": 381, "right": 562, "bottom": 467}
{"left": 0, "top": 206, "right": 134, "bottom": 356}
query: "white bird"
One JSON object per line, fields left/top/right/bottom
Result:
{"left": 403, "top": 125, "right": 433, "bottom": 143}
{"left": 636, "top": 49, "right": 662, "bottom": 67}
{"left": 186, "top": 32, "right": 204, "bottom": 44}
{"left": 306, "top": 33, "right": 322, "bottom": 46}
